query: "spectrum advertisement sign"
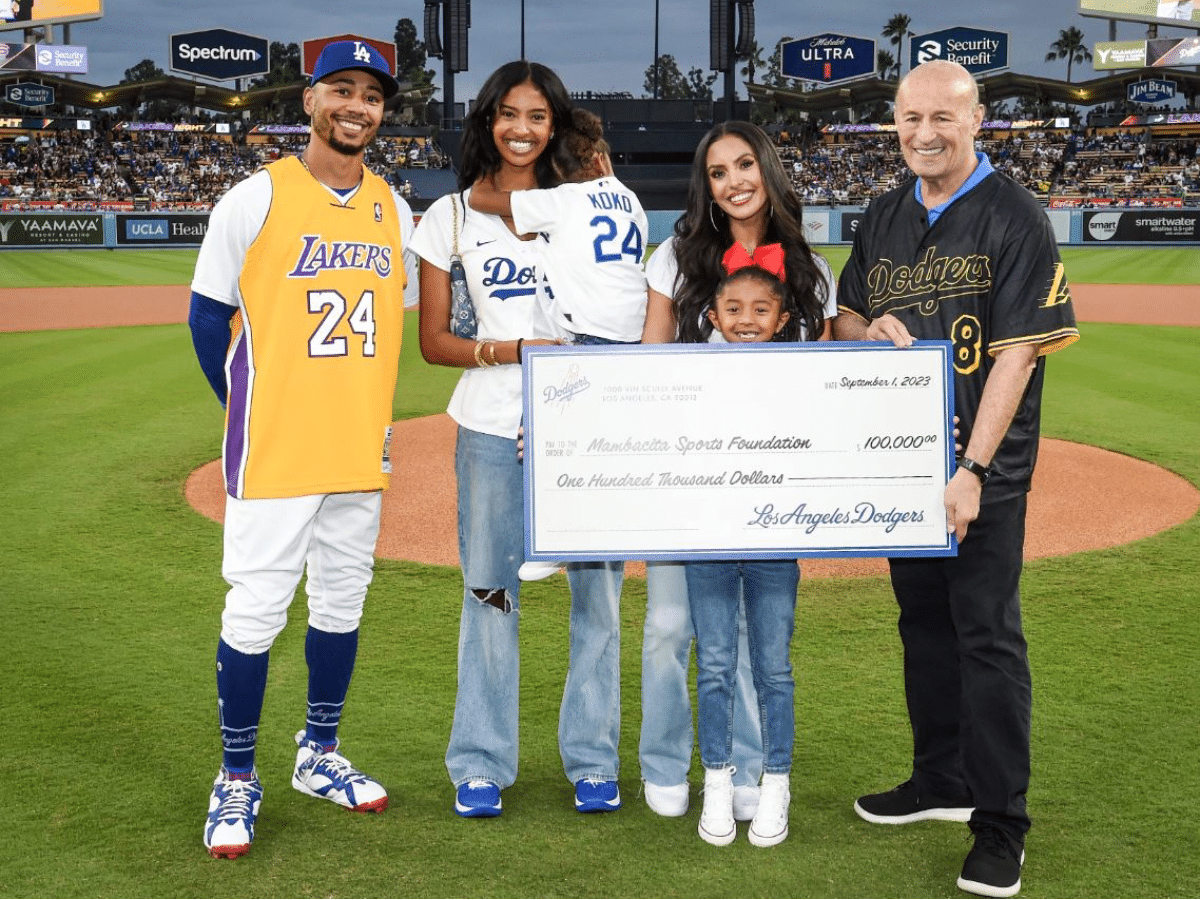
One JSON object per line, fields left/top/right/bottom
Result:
{"left": 170, "top": 29, "right": 270, "bottom": 81}
{"left": 910, "top": 27, "right": 1009, "bottom": 75}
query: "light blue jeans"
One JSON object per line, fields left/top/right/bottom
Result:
{"left": 685, "top": 559, "right": 798, "bottom": 774}
{"left": 445, "top": 426, "right": 622, "bottom": 789}
{"left": 640, "top": 561, "right": 764, "bottom": 787}
{"left": 560, "top": 561, "right": 624, "bottom": 783}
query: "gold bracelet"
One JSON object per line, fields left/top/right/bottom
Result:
{"left": 487, "top": 341, "right": 498, "bottom": 365}
{"left": 473, "top": 340, "right": 488, "bottom": 368}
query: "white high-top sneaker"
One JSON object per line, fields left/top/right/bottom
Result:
{"left": 748, "top": 772, "right": 791, "bottom": 847}
{"left": 698, "top": 766, "right": 736, "bottom": 846}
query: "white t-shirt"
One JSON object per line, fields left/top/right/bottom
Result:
{"left": 410, "top": 188, "right": 554, "bottom": 438}
{"left": 645, "top": 235, "right": 838, "bottom": 342}
{"left": 192, "top": 167, "right": 420, "bottom": 309}
{"left": 509, "top": 176, "right": 649, "bottom": 342}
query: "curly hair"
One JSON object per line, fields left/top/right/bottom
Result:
{"left": 554, "top": 108, "right": 611, "bottom": 181}
{"left": 457, "top": 60, "right": 575, "bottom": 191}
{"left": 671, "top": 121, "right": 828, "bottom": 344}
{"left": 710, "top": 265, "right": 803, "bottom": 343}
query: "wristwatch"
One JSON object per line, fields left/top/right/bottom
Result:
{"left": 957, "top": 456, "right": 991, "bottom": 484}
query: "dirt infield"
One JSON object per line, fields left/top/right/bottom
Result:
{"left": 6, "top": 280, "right": 1199, "bottom": 575}
{"left": 2, "top": 282, "right": 1200, "bottom": 332}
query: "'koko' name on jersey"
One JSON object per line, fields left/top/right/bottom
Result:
{"left": 587, "top": 190, "right": 633, "bottom": 213}
{"left": 865, "top": 246, "right": 992, "bottom": 309}
{"left": 288, "top": 235, "right": 393, "bottom": 278}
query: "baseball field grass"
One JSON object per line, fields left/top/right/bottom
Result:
{"left": 0, "top": 247, "right": 1197, "bottom": 898}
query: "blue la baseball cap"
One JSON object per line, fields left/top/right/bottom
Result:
{"left": 310, "top": 40, "right": 400, "bottom": 99}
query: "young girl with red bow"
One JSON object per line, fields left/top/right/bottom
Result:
{"left": 637, "top": 121, "right": 837, "bottom": 839}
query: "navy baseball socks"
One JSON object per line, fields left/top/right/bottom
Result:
{"left": 205, "top": 632, "right": 387, "bottom": 857}
{"left": 207, "top": 640, "right": 268, "bottom": 858}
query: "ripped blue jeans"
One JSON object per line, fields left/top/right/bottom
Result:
{"left": 445, "top": 425, "right": 525, "bottom": 789}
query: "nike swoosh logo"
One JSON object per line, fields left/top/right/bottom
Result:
{"left": 476, "top": 239, "right": 496, "bottom": 247}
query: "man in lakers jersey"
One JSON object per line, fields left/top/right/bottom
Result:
{"left": 188, "top": 40, "right": 419, "bottom": 859}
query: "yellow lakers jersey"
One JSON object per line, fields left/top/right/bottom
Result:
{"left": 224, "top": 156, "right": 405, "bottom": 499}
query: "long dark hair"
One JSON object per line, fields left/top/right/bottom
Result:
{"left": 457, "top": 60, "right": 574, "bottom": 191}
{"left": 672, "top": 121, "right": 828, "bottom": 343}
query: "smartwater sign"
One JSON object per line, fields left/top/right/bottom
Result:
{"left": 910, "top": 27, "right": 1009, "bottom": 75}
{"left": 1083, "top": 211, "right": 1200, "bottom": 243}
{"left": 1128, "top": 77, "right": 1176, "bottom": 104}
{"left": 170, "top": 29, "right": 269, "bottom": 81}
{"left": 780, "top": 33, "right": 875, "bottom": 84}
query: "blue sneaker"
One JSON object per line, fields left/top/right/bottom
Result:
{"left": 292, "top": 731, "right": 388, "bottom": 813}
{"left": 204, "top": 767, "right": 263, "bottom": 859}
{"left": 575, "top": 778, "right": 621, "bottom": 813}
{"left": 455, "top": 779, "right": 502, "bottom": 818}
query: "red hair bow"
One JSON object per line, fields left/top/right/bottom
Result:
{"left": 722, "top": 242, "right": 786, "bottom": 280}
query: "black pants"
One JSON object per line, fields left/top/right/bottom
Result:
{"left": 888, "top": 493, "right": 1032, "bottom": 839}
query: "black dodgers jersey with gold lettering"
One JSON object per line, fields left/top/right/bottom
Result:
{"left": 837, "top": 170, "right": 1079, "bottom": 500}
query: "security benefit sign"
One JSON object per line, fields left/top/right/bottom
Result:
{"left": 522, "top": 342, "right": 957, "bottom": 562}
{"left": 780, "top": 33, "right": 876, "bottom": 84}
{"left": 4, "top": 81, "right": 54, "bottom": 107}
{"left": 910, "top": 26, "right": 1009, "bottom": 75}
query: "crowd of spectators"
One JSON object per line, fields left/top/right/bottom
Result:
{"left": 2, "top": 123, "right": 1198, "bottom": 211}
{"left": 0, "top": 128, "right": 450, "bottom": 210}
{"left": 775, "top": 130, "right": 1200, "bottom": 207}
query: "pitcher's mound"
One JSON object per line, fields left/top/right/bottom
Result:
{"left": 184, "top": 414, "right": 1200, "bottom": 578}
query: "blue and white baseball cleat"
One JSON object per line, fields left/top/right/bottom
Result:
{"left": 292, "top": 731, "right": 389, "bottom": 813}
{"left": 204, "top": 767, "right": 263, "bottom": 859}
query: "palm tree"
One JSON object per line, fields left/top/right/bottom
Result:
{"left": 882, "top": 13, "right": 913, "bottom": 77}
{"left": 876, "top": 49, "right": 896, "bottom": 82}
{"left": 740, "top": 39, "right": 766, "bottom": 86}
{"left": 1046, "top": 26, "right": 1093, "bottom": 83}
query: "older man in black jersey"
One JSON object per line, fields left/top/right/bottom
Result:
{"left": 834, "top": 60, "right": 1079, "bottom": 898}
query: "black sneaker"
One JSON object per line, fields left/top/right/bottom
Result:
{"left": 957, "top": 824, "right": 1025, "bottom": 898}
{"left": 853, "top": 779, "right": 973, "bottom": 824}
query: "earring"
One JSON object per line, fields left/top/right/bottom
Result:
{"left": 709, "top": 199, "right": 722, "bottom": 232}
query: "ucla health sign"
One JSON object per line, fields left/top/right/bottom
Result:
{"left": 1128, "top": 78, "right": 1177, "bottom": 104}
{"left": 116, "top": 215, "right": 209, "bottom": 246}
{"left": 780, "top": 33, "right": 876, "bottom": 84}
{"left": 910, "top": 27, "right": 1009, "bottom": 75}
{"left": 170, "top": 29, "right": 270, "bottom": 81}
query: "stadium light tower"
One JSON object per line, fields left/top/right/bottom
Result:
{"left": 654, "top": 0, "right": 661, "bottom": 100}
{"left": 424, "top": 0, "right": 471, "bottom": 130}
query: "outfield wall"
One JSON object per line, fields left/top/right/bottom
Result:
{"left": 2, "top": 208, "right": 1198, "bottom": 250}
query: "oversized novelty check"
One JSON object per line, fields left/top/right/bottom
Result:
{"left": 522, "top": 341, "right": 957, "bottom": 561}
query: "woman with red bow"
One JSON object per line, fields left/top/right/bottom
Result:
{"left": 636, "top": 121, "right": 837, "bottom": 831}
